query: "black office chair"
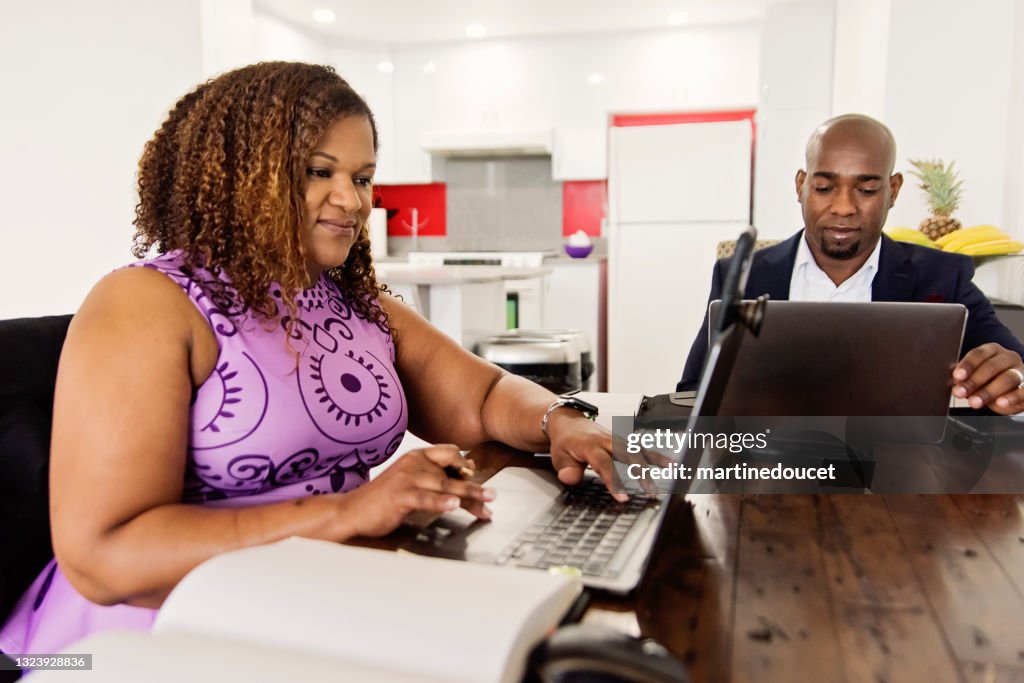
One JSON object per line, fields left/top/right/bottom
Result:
{"left": 0, "top": 315, "right": 72, "bottom": 625}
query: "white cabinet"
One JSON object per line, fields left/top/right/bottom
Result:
{"left": 542, "top": 260, "right": 605, "bottom": 390}
{"left": 381, "top": 27, "right": 759, "bottom": 183}
{"left": 553, "top": 126, "right": 608, "bottom": 181}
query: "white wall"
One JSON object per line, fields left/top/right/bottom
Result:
{"left": 883, "top": 0, "right": 1018, "bottom": 231}
{"left": 0, "top": 0, "right": 203, "bottom": 318}
{"left": 201, "top": 0, "right": 256, "bottom": 78}
{"left": 753, "top": 0, "right": 835, "bottom": 238}
{"left": 252, "top": 8, "right": 329, "bottom": 64}
{"left": 1003, "top": 2, "right": 1024, "bottom": 237}
{"left": 831, "top": 0, "right": 890, "bottom": 119}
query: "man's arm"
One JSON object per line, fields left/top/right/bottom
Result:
{"left": 677, "top": 259, "right": 725, "bottom": 391}
{"left": 955, "top": 259, "right": 1024, "bottom": 359}
{"left": 950, "top": 257, "right": 1024, "bottom": 413}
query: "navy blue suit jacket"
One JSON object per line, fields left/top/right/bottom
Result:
{"left": 677, "top": 231, "right": 1024, "bottom": 391}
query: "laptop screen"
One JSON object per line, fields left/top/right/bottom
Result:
{"left": 706, "top": 300, "right": 966, "bottom": 417}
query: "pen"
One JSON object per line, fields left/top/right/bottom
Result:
{"left": 444, "top": 464, "right": 474, "bottom": 480}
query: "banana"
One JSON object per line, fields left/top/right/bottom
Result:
{"left": 942, "top": 227, "right": 1004, "bottom": 252}
{"left": 942, "top": 225, "right": 1010, "bottom": 252}
{"left": 956, "top": 239, "right": 1024, "bottom": 256}
{"left": 935, "top": 230, "right": 965, "bottom": 248}
{"left": 884, "top": 227, "right": 938, "bottom": 248}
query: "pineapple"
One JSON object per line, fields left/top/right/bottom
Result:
{"left": 908, "top": 158, "right": 965, "bottom": 240}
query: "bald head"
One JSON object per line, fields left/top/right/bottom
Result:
{"left": 795, "top": 113, "right": 904, "bottom": 280}
{"left": 805, "top": 114, "right": 897, "bottom": 175}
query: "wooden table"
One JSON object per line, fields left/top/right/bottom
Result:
{"left": 448, "top": 441, "right": 1024, "bottom": 683}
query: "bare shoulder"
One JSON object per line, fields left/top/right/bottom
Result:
{"left": 69, "top": 265, "right": 218, "bottom": 383}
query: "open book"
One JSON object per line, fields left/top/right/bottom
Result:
{"left": 31, "top": 537, "right": 581, "bottom": 682}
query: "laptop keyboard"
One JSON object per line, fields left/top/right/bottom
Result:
{"left": 495, "top": 477, "right": 660, "bottom": 577}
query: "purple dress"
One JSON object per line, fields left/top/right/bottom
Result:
{"left": 0, "top": 250, "right": 408, "bottom": 656}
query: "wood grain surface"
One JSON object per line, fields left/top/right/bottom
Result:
{"left": 360, "top": 441, "right": 1024, "bottom": 682}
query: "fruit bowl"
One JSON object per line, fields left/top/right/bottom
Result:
{"left": 564, "top": 243, "right": 593, "bottom": 259}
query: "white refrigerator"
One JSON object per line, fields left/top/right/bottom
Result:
{"left": 607, "top": 120, "right": 753, "bottom": 393}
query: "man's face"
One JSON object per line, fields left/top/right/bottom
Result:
{"left": 796, "top": 134, "right": 903, "bottom": 263}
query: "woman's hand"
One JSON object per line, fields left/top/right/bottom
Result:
{"left": 336, "top": 444, "right": 495, "bottom": 539}
{"left": 544, "top": 411, "right": 631, "bottom": 502}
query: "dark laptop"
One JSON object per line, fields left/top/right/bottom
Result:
{"left": 706, "top": 300, "right": 966, "bottom": 417}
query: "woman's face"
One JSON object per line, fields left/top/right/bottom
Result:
{"left": 300, "top": 115, "right": 376, "bottom": 282}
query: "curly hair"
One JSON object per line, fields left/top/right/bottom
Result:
{"left": 132, "top": 61, "right": 389, "bottom": 334}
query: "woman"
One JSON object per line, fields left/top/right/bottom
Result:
{"left": 0, "top": 62, "right": 618, "bottom": 656}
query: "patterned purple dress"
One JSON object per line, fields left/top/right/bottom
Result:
{"left": 0, "top": 250, "right": 408, "bottom": 655}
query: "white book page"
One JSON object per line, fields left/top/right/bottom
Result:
{"left": 154, "top": 537, "right": 580, "bottom": 683}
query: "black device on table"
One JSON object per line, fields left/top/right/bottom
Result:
{"left": 527, "top": 623, "right": 690, "bottom": 683}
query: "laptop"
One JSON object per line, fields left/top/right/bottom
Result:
{"left": 706, "top": 299, "right": 967, "bottom": 417}
{"left": 402, "top": 227, "right": 758, "bottom": 594}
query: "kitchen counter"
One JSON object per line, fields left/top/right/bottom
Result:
{"left": 373, "top": 263, "right": 551, "bottom": 284}
{"left": 374, "top": 265, "right": 551, "bottom": 349}
{"left": 543, "top": 254, "right": 607, "bottom": 264}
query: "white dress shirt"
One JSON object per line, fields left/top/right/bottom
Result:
{"left": 788, "top": 230, "right": 882, "bottom": 302}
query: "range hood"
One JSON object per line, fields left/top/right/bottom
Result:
{"left": 420, "top": 128, "right": 553, "bottom": 157}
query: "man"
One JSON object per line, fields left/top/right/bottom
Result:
{"left": 678, "top": 114, "right": 1024, "bottom": 414}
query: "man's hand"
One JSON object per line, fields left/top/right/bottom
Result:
{"left": 952, "top": 343, "right": 1024, "bottom": 414}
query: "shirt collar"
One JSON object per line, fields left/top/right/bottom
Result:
{"left": 795, "top": 229, "right": 883, "bottom": 283}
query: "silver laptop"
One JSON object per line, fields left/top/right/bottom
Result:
{"left": 403, "top": 228, "right": 759, "bottom": 594}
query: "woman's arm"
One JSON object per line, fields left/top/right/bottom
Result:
{"left": 50, "top": 269, "right": 490, "bottom": 609}
{"left": 383, "top": 294, "right": 624, "bottom": 497}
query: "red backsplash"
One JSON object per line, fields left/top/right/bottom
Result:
{"left": 562, "top": 180, "right": 606, "bottom": 238}
{"left": 375, "top": 183, "right": 447, "bottom": 237}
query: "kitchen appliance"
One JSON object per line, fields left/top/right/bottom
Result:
{"left": 475, "top": 334, "right": 581, "bottom": 394}
{"left": 407, "top": 252, "right": 554, "bottom": 329}
{"left": 607, "top": 120, "right": 753, "bottom": 392}
{"left": 497, "top": 329, "right": 594, "bottom": 391}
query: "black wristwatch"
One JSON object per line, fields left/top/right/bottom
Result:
{"left": 541, "top": 396, "right": 600, "bottom": 438}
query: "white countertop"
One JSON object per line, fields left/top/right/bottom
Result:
{"left": 373, "top": 263, "right": 551, "bottom": 285}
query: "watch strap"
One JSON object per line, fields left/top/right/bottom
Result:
{"left": 541, "top": 396, "right": 599, "bottom": 439}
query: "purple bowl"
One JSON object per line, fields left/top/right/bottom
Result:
{"left": 564, "top": 243, "right": 594, "bottom": 259}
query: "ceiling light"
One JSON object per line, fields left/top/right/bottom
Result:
{"left": 377, "top": 61, "right": 394, "bottom": 73}
{"left": 312, "top": 8, "right": 336, "bottom": 24}
{"left": 587, "top": 73, "right": 605, "bottom": 85}
{"left": 422, "top": 61, "right": 436, "bottom": 74}
{"left": 667, "top": 11, "right": 689, "bottom": 25}
{"left": 465, "top": 24, "right": 486, "bottom": 38}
